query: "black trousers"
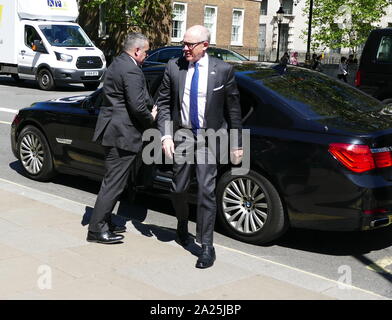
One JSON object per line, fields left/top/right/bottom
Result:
{"left": 88, "top": 146, "right": 137, "bottom": 233}
{"left": 171, "top": 142, "right": 218, "bottom": 246}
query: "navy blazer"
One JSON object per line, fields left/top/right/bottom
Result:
{"left": 157, "top": 55, "right": 242, "bottom": 146}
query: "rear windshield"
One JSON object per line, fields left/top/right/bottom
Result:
{"left": 251, "top": 68, "right": 384, "bottom": 120}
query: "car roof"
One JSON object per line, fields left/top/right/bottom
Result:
{"left": 147, "top": 45, "right": 248, "bottom": 60}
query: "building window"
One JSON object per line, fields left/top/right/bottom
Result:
{"left": 231, "top": 9, "right": 244, "bottom": 46}
{"left": 172, "top": 2, "right": 187, "bottom": 42}
{"left": 98, "top": 4, "right": 107, "bottom": 38}
{"left": 260, "top": 0, "right": 268, "bottom": 15}
{"left": 282, "top": 0, "right": 293, "bottom": 15}
{"left": 204, "top": 6, "right": 217, "bottom": 44}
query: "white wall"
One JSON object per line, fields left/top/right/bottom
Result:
{"left": 258, "top": 0, "right": 392, "bottom": 62}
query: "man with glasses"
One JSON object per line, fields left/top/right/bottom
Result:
{"left": 157, "top": 25, "right": 243, "bottom": 268}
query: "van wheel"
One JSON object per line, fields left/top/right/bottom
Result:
{"left": 216, "top": 170, "right": 288, "bottom": 244}
{"left": 17, "top": 125, "right": 55, "bottom": 181}
{"left": 37, "top": 69, "right": 55, "bottom": 91}
{"left": 83, "top": 82, "right": 100, "bottom": 91}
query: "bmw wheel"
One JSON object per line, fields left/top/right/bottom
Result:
{"left": 17, "top": 126, "right": 55, "bottom": 181}
{"left": 216, "top": 170, "right": 287, "bottom": 244}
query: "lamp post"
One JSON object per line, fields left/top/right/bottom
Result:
{"left": 294, "top": 0, "right": 314, "bottom": 63}
{"left": 275, "top": 5, "right": 284, "bottom": 63}
{"left": 305, "top": 0, "right": 314, "bottom": 63}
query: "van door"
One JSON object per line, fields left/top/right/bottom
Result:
{"left": 17, "top": 25, "right": 43, "bottom": 79}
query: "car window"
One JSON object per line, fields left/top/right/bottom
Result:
{"left": 145, "top": 51, "right": 158, "bottom": 63}
{"left": 157, "top": 48, "right": 182, "bottom": 63}
{"left": 208, "top": 48, "right": 248, "bottom": 61}
{"left": 25, "top": 25, "right": 42, "bottom": 49}
{"left": 249, "top": 68, "right": 384, "bottom": 120}
{"left": 238, "top": 86, "right": 291, "bottom": 128}
{"left": 376, "top": 35, "right": 392, "bottom": 63}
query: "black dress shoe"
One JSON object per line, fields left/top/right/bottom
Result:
{"left": 196, "top": 245, "right": 216, "bottom": 269}
{"left": 109, "top": 225, "right": 127, "bottom": 234}
{"left": 87, "top": 231, "right": 124, "bottom": 244}
{"left": 176, "top": 220, "right": 190, "bottom": 246}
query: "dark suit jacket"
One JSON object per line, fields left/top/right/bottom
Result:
{"left": 93, "top": 52, "right": 154, "bottom": 153}
{"left": 157, "top": 55, "right": 242, "bottom": 146}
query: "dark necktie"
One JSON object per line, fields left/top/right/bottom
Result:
{"left": 190, "top": 62, "right": 199, "bottom": 135}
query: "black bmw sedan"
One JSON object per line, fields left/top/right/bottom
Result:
{"left": 10, "top": 63, "right": 392, "bottom": 244}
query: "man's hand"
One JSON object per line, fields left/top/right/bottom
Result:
{"left": 162, "top": 138, "right": 175, "bottom": 159}
{"left": 230, "top": 148, "right": 243, "bottom": 165}
{"left": 151, "top": 105, "right": 158, "bottom": 121}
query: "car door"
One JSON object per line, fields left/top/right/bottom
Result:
{"left": 62, "top": 90, "right": 105, "bottom": 176}
{"left": 18, "top": 24, "right": 43, "bottom": 79}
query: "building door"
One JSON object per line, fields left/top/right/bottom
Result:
{"left": 279, "top": 24, "right": 289, "bottom": 54}
{"left": 258, "top": 24, "right": 266, "bottom": 61}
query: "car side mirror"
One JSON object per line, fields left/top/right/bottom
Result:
{"left": 32, "top": 40, "right": 47, "bottom": 53}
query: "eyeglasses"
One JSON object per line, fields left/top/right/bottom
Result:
{"left": 181, "top": 41, "right": 206, "bottom": 50}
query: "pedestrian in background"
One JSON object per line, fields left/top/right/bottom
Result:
{"left": 280, "top": 52, "right": 289, "bottom": 66}
{"left": 337, "top": 56, "right": 348, "bottom": 83}
{"left": 290, "top": 51, "right": 299, "bottom": 65}
{"left": 311, "top": 54, "right": 323, "bottom": 72}
{"left": 87, "top": 32, "right": 157, "bottom": 244}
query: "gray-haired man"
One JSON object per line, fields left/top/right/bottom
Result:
{"left": 87, "top": 33, "right": 157, "bottom": 244}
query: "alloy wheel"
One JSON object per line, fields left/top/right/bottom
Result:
{"left": 19, "top": 133, "right": 44, "bottom": 175}
{"left": 222, "top": 177, "right": 268, "bottom": 234}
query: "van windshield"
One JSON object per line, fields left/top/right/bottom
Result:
{"left": 39, "top": 25, "right": 94, "bottom": 47}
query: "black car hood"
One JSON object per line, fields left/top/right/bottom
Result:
{"left": 48, "top": 95, "right": 89, "bottom": 103}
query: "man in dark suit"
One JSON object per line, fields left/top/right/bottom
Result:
{"left": 87, "top": 33, "right": 157, "bottom": 244}
{"left": 157, "top": 25, "right": 243, "bottom": 268}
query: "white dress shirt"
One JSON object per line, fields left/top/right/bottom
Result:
{"left": 181, "top": 53, "right": 209, "bottom": 129}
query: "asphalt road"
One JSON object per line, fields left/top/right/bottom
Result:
{"left": 1, "top": 75, "right": 391, "bottom": 299}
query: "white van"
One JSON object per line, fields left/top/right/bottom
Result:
{"left": 0, "top": 0, "right": 106, "bottom": 90}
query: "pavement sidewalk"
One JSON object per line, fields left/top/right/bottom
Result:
{"left": 0, "top": 178, "right": 387, "bottom": 300}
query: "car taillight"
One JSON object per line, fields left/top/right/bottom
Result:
{"left": 329, "top": 143, "right": 392, "bottom": 173}
{"left": 329, "top": 143, "right": 375, "bottom": 173}
{"left": 372, "top": 149, "right": 392, "bottom": 168}
{"left": 355, "top": 70, "right": 361, "bottom": 87}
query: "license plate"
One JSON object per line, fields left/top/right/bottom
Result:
{"left": 84, "top": 71, "right": 99, "bottom": 76}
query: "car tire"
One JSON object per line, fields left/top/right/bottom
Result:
{"left": 216, "top": 170, "right": 287, "bottom": 244}
{"left": 17, "top": 125, "right": 55, "bottom": 181}
{"left": 37, "top": 68, "right": 55, "bottom": 91}
{"left": 83, "top": 82, "right": 100, "bottom": 91}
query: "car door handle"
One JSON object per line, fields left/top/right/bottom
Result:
{"left": 21, "top": 50, "right": 26, "bottom": 54}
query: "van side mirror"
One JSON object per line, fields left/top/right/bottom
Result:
{"left": 32, "top": 40, "right": 47, "bottom": 53}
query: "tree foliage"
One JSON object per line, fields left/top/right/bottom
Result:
{"left": 302, "top": 0, "right": 389, "bottom": 54}
{"left": 83, "top": 0, "right": 172, "bottom": 47}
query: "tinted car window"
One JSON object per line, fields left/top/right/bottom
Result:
{"left": 238, "top": 86, "right": 291, "bottom": 128}
{"left": 208, "top": 48, "right": 248, "bottom": 61}
{"left": 146, "top": 51, "right": 159, "bottom": 62}
{"left": 376, "top": 35, "right": 392, "bottom": 63}
{"left": 157, "top": 48, "right": 182, "bottom": 63}
{"left": 245, "top": 68, "right": 384, "bottom": 119}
